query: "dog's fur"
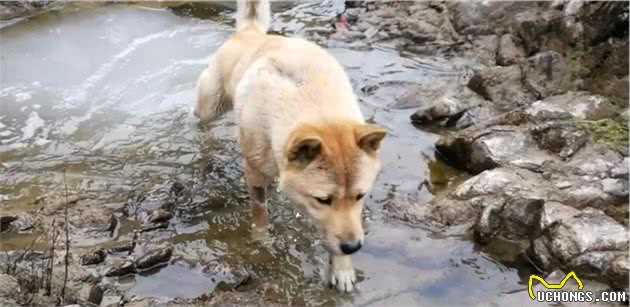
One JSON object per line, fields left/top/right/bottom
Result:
{"left": 193, "top": 0, "right": 386, "bottom": 292}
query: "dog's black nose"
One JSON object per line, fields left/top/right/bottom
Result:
{"left": 339, "top": 240, "right": 362, "bottom": 255}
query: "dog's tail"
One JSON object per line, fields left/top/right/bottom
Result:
{"left": 236, "top": 0, "right": 271, "bottom": 33}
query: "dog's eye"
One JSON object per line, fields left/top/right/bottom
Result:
{"left": 356, "top": 193, "right": 365, "bottom": 201}
{"left": 314, "top": 196, "right": 332, "bottom": 205}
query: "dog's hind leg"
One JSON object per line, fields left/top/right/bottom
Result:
{"left": 194, "top": 56, "right": 230, "bottom": 121}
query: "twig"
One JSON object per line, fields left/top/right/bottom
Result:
{"left": 60, "top": 169, "right": 70, "bottom": 303}
{"left": 45, "top": 219, "right": 57, "bottom": 296}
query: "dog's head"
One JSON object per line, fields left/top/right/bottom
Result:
{"left": 279, "top": 122, "right": 386, "bottom": 255}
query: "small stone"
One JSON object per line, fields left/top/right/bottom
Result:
{"left": 497, "top": 34, "right": 524, "bottom": 66}
{"left": 149, "top": 209, "right": 172, "bottom": 224}
{"left": 135, "top": 246, "right": 173, "bottom": 270}
{"left": 100, "top": 295, "right": 123, "bottom": 307}
{"left": 77, "top": 284, "right": 103, "bottom": 305}
{"left": 555, "top": 181, "right": 572, "bottom": 189}
{"left": 81, "top": 248, "right": 106, "bottom": 265}
{"left": 105, "top": 260, "right": 136, "bottom": 277}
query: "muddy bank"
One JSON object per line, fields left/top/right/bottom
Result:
{"left": 355, "top": 0, "right": 630, "bottom": 292}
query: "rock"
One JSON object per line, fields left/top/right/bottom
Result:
{"left": 530, "top": 122, "right": 589, "bottom": 158}
{"left": 0, "top": 216, "right": 17, "bottom": 232}
{"left": 554, "top": 181, "right": 572, "bottom": 189}
{"left": 204, "top": 263, "right": 253, "bottom": 292}
{"left": 148, "top": 208, "right": 172, "bottom": 224}
{"left": 452, "top": 105, "right": 499, "bottom": 129}
{"left": 526, "top": 92, "right": 618, "bottom": 121}
{"left": 610, "top": 158, "right": 629, "bottom": 179}
{"left": 447, "top": 1, "right": 531, "bottom": 36}
{"left": 497, "top": 34, "right": 525, "bottom": 66}
{"left": 568, "top": 146, "right": 623, "bottom": 178}
{"left": 601, "top": 178, "right": 628, "bottom": 198}
{"left": 100, "top": 295, "right": 123, "bottom": 307}
{"left": 522, "top": 51, "right": 572, "bottom": 99}
{"left": 511, "top": 9, "right": 558, "bottom": 56}
{"left": 0, "top": 274, "right": 20, "bottom": 298}
{"left": 468, "top": 65, "right": 535, "bottom": 108}
{"left": 0, "top": 1, "right": 56, "bottom": 20}
{"left": 104, "top": 260, "right": 136, "bottom": 277}
{"left": 141, "top": 222, "right": 168, "bottom": 232}
{"left": 467, "top": 35, "right": 499, "bottom": 65}
{"left": 135, "top": 246, "right": 173, "bottom": 270}
{"left": 410, "top": 87, "right": 486, "bottom": 126}
{"left": 0, "top": 215, "right": 33, "bottom": 233}
{"left": 436, "top": 127, "right": 531, "bottom": 173}
{"left": 563, "top": 185, "right": 611, "bottom": 209}
{"left": 77, "top": 284, "right": 103, "bottom": 305}
{"left": 474, "top": 196, "right": 544, "bottom": 241}
{"left": 539, "top": 201, "right": 580, "bottom": 230}
{"left": 546, "top": 208, "right": 628, "bottom": 264}
{"left": 81, "top": 248, "right": 106, "bottom": 265}
{"left": 608, "top": 255, "right": 630, "bottom": 288}
{"left": 454, "top": 167, "right": 541, "bottom": 199}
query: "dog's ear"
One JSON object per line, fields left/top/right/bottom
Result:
{"left": 287, "top": 135, "right": 322, "bottom": 164}
{"left": 355, "top": 124, "right": 387, "bottom": 153}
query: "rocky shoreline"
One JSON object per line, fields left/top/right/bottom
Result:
{"left": 359, "top": 0, "right": 630, "bottom": 293}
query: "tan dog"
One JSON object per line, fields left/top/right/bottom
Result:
{"left": 193, "top": 0, "right": 386, "bottom": 292}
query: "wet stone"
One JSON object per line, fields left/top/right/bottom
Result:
{"left": 0, "top": 216, "right": 18, "bottom": 232}
{"left": 81, "top": 248, "right": 106, "bottom": 265}
{"left": 105, "top": 260, "right": 136, "bottom": 277}
{"left": 77, "top": 283, "right": 103, "bottom": 305}
{"left": 148, "top": 208, "right": 172, "bottom": 224}
{"left": 135, "top": 246, "right": 173, "bottom": 270}
{"left": 141, "top": 222, "right": 168, "bottom": 232}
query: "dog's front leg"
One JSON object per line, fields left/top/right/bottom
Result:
{"left": 244, "top": 160, "right": 269, "bottom": 232}
{"left": 329, "top": 255, "right": 356, "bottom": 292}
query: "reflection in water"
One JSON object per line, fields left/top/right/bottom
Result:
{"left": 0, "top": 3, "right": 540, "bottom": 306}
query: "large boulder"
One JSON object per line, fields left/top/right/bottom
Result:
{"left": 526, "top": 92, "right": 618, "bottom": 121}
{"left": 468, "top": 65, "right": 535, "bottom": 109}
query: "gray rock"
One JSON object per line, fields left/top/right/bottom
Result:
{"left": 104, "top": 260, "right": 136, "bottom": 277}
{"left": 204, "top": 263, "right": 253, "bottom": 292}
{"left": 454, "top": 167, "right": 542, "bottom": 199}
{"left": 0, "top": 274, "right": 20, "bottom": 298}
{"left": 511, "top": 9, "right": 559, "bottom": 56}
{"left": 437, "top": 127, "right": 531, "bottom": 173}
{"left": 100, "top": 295, "right": 122, "bottom": 307}
{"left": 547, "top": 208, "right": 628, "bottom": 263}
{"left": 610, "top": 158, "right": 629, "bottom": 179}
{"left": 77, "top": 284, "right": 103, "bottom": 305}
{"left": 497, "top": 34, "right": 525, "bottom": 66}
{"left": 608, "top": 255, "right": 630, "bottom": 288}
{"left": 526, "top": 92, "right": 618, "bottom": 121}
{"left": 447, "top": 1, "right": 531, "bottom": 36}
{"left": 468, "top": 65, "right": 535, "bottom": 108}
{"left": 81, "top": 248, "right": 106, "bottom": 265}
{"left": 0, "top": 1, "right": 56, "bottom": 20}
{"left": 0, "top": 216, "right": 17, "bottom": 232}
{"left": 135, "top": 246, "right": 173, "bottom": 270}
{"left": 452, "top": 105, "right": 499, "bottom": 129}
{"left": 539, "top": 201, "right": 580, "bottom": 230}
{"left": 148, "top": 208, "right": 172, "bottom": 224}
{"left": 474, "top": 196, "right": 544, "bottom": 241}
{"left": 563, "top": 185, "right": 611, "bottom": 209}
{"left": 601, "top": 178, "right": 629, "bottom": 198}
{"left": 522, "top": 51, "right": 572, "bottom": 99}
{"left": 530, "top": 122, "right": 589, "bottom": 158}
{"left": 410, "top": 87, "right": 486, "bottom": 126}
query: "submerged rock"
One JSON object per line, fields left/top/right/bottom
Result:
{"left": 135, "top": 245, "right": 173, "bottom": 270}
{"left": 80, "top": 248, "right": 106, "bottom": 265}
{"left": 104, "top": 260, "right": 136, "bottom": 277}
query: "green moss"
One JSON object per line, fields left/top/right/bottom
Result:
{"left": 580, "top": 118, "right": 629, "bottom": 149}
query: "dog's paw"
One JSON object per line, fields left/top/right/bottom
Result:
{"left": 329, "top": 267, "right": 356, "bottom": 292}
